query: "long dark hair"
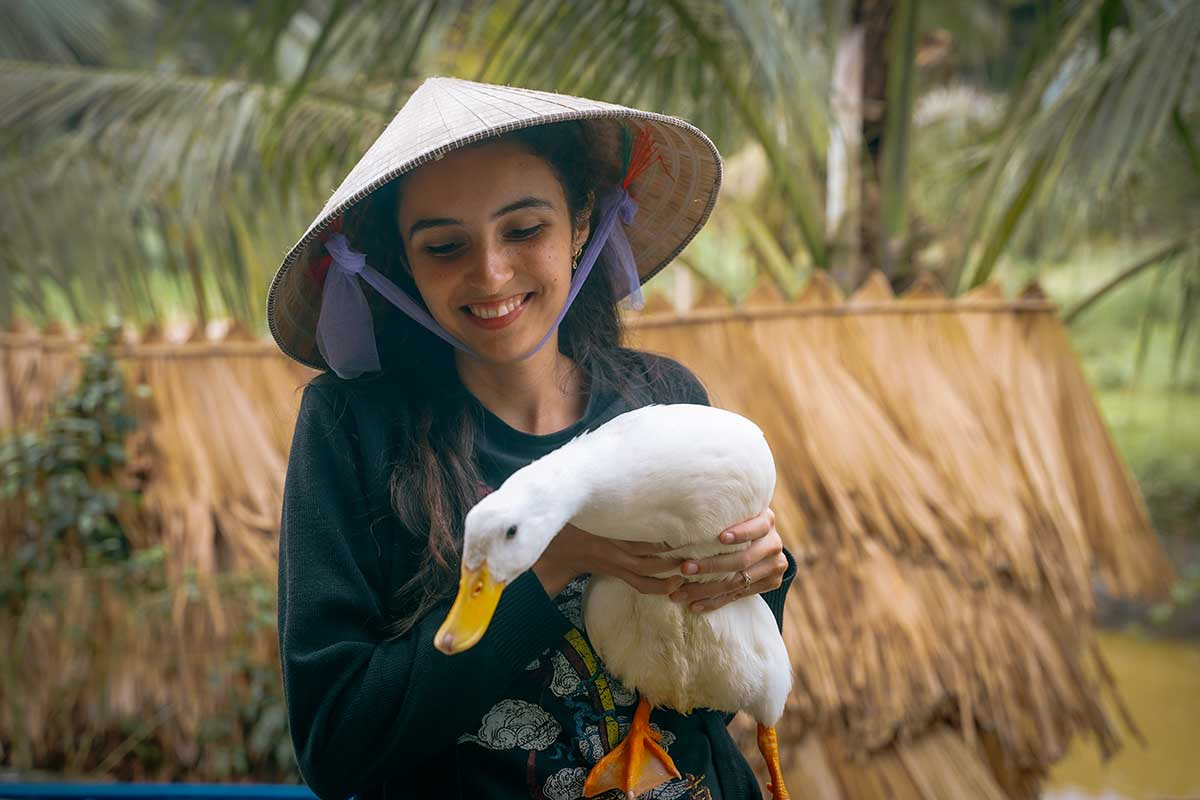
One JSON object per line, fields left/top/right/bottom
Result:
{"left": 341, "top": 121, "right": 649, "bottom": 638}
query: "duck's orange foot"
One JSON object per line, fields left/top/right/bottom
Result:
{"left": 756, "top": 723, "right": 791, "bottom": 800}
{"left": 585, "top": 697, "right": 680, "bottom": 799}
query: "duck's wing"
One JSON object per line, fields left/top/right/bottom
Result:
{"left": 569, "top": 404, "right": 777, "bottom": 546}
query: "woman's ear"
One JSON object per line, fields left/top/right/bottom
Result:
{"left": 572, "top": 193, "right": 594, "bottom": 253}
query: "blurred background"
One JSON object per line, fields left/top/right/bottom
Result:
{"left": 0, "top": 1, "right": 1197, "bottom": 799}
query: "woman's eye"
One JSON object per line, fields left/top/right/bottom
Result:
{"left": 425, "top": 242, "right": 462, "bottom": 256}
{"left": 508, "top": 224, "right": 544, "bottom": 240}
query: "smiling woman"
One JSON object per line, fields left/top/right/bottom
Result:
{"left": 267, "top": 78, "right": 794, "bottom": 800}
{"left": 374, "top": 130, "right": 602, "bottom": 371}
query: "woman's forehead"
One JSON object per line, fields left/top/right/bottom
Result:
{"left": 398, "top": 140, "right": 566, "bottom": 222}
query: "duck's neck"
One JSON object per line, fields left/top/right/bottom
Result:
{"left": 512, "top": 439, "right": 596, "bottom": 523}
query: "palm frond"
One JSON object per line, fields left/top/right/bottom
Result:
{"left": 1169, "top": 248, "right": 1200, "bottom": 385}
{"left": 0, "top": 0, "right": 156, "bottom": 62}
{"left": 964, "top": 0, "right": 1200, "bottom": 288}
{"left": 1063, "top": 236, "right": 1194, "bottom": 325}
{"left": 950, "top": 0, "right": 1104, "bottom": 291}
{"left": 879, "top": 0, "right": 920, "bottom": 253}
{"left": 0, "top": 59, "right": 385, "bottom": 212}
{"left": 469, "top": 0, "right": 832, "bottom": 268}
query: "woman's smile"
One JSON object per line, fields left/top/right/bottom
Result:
{"left": 462, "top": 292, "right": 535, "bottom": 329}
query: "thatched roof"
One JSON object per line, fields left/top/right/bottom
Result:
{"left": 0, "top": 275, "right": 1171, "bottom": 792}
{"left": 626, "top": 271, "right": 1168, "bottom": 797}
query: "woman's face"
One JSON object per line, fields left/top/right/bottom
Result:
{"left": 397, "top": 139, "right": 589, "bottom": 364}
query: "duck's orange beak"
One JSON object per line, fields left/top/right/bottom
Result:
{"left": 434, "top": 561, "right": 506, "bottom": 654}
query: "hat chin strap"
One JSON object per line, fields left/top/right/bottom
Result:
{"left": 315, "top": 187, "right": 644, "bottom": 380}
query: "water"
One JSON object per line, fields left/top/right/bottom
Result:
{"left": 1044, "top": 630, "right": 1200, "bottom": 800}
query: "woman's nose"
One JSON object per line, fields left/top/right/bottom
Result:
{"left": 467, "top": 243, "right": 515, "bottom": 292}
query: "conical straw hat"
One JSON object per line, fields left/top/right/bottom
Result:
{"left": 266, "top": 76, "right": 723, "bottom": 371}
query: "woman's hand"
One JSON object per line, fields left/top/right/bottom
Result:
{"left": 532, "top": 523, "right": 685, "bottom": 598}
{"left": 669, "top": 507, "right": 786, "bottom": 613}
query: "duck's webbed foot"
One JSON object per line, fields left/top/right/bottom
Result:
{"left": 756, "top": 723, "right": 791, "bottom": 800}
{"left": 584, "top": 697, "right": 680, "bottom": 799}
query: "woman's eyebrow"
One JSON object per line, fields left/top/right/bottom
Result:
{"left": 492, "top": 196, "right": 554, "bottom": 217}
{"left": 408, "top": 196, "right": 555, "bottom": 239}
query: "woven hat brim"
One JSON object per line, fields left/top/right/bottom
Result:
{"left": 266, "top": 80, "right": 722, "bottom": 371}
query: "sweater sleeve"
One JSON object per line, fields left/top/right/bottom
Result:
{"left": 277, "top": 381, "right": 572, "bottom": 800}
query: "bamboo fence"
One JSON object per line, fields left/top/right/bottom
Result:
{"left": 0, "top": 272, "right": 1171, "bottom": 796}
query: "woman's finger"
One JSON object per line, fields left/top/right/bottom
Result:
{"left": 689, "top": 576, "right": 779, "bottom": 613}
{"left": 683, "top": 530, "right": 781, "bottom": 576}
{"left": 612, "top": 539, "right": 678, "bottom": 556}
{"left": 718, "top": 507, "right": 776, "bottom": 544}
{"left": 615, "top": 551, "right": 685, "bottom": 577}
{"left": 671, "top": 550, "right": 787, "bottom": 605}
{"left": 615, "top": 569, "right": 685, "bottom": 596}
{"left": 670, "top": 573, "right": 747, "bottom": 605}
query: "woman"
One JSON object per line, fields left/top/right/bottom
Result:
{"left": 269, "top": 78, "right": 796, "bottom": 800}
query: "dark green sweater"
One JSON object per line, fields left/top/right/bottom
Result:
{"left": 278, "top": 350, "right": 796, "bottom": 800}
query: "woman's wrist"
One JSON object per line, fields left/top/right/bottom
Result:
{"left": 532, "top": 559, "right": 576, "bottom": 598}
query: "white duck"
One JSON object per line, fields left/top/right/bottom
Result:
{"left": 435, "top": 403, "right": 792, "bottom": 800}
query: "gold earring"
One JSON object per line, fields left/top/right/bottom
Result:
{"left": 572, "top": 245, "right": 583, "bottom": 271}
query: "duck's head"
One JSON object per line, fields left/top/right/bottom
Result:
{"left": 435, "top": 480, "right": 571, "bottom": 654}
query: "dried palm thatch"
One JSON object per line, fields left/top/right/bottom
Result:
{"left": 740, "top": 275, "right": 790, "bottom": 307}
{"left": 2, "top": 323, "right": 315, "bottom": 777}
{"left": 0, "top": 321, "right": 85, "bottom": 432}
{"left": 127, "top": 323, "right": 317, "bottom": 663}
{"left": 0, "top": 276, "right": 1170, "bottom": 792}
{"left": 628, "top": 272, "right": 1167, "bottom": 798}
{"left": 772, "top": 725, "right": 1018, "bottom": 800}
{"left": 1014, "top": 282, "right": 1172, "bottom": 597}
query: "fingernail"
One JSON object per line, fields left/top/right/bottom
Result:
{"left": 720, "top": 531, "right": 736, "bottom": 544}
{"left": 682, "top": 561, "right": 699, "bottom": 575}
{"left": 690, "top": 602, "right": 705, "bottom": 612}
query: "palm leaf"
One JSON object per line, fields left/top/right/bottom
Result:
{"left": 1170, "top": 247, "right": 1200, "bottom": 385}
{"left": 0, "top": 0, "right": 155, "bottom": 62}
{"left": 0, "top": 59, "right": 384, "bottom": 212}
{"left": 950, "top": 0, "right": 1104, "bottom": 291}
{"left": 468, "top": 0, "right": 831, "bottom": 268}
{"left": 879, "top": 0, "right": 920, "bottom": 254}
{"left": 963, "top": 0, "right": 1200, "bottom": 289}
{"left": 1063, "top": 236, "right": 1194, "bottom": 324}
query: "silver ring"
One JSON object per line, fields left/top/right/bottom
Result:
{"left": 739, "top": 569, "right": 752, "bottom": 589}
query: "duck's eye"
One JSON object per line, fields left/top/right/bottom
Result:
{"left": 505, "top": 525, "right": 518, "bottom": 540}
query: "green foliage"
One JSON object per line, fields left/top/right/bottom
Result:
{"left": 0, "top": 321, "right": 142, "bottom": 602}
{"left": 198, "top": 574, "right": 298, "bottom": 781}
{"left": 1137, "top": 454, "right": 1200, "bottom": 542}
{"left": 1150, "top": 561, "right": 1200, "bottom": 626}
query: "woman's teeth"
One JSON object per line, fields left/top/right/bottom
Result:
{"left": 466, "top": 294, "right": 526, "bottom": 319}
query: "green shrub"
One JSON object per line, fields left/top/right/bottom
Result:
{"left": 0, "top": 321, "right": 141, "bottom": 601}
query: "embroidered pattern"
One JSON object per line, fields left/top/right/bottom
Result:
{"left": 458, "top": 573, "right": 711, "bottom": 798}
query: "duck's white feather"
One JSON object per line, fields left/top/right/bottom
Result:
{"left": 464, "top": 403, "right": 791, "bottom": 725}
{"left": 583, "top": 578, "right": 791, "bottom": 723}
{"left": 564, "top": 405, "right": 776, "bottom": 551}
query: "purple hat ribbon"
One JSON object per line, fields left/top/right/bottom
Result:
{"left": 315, "top": 186, "right": 643, "bottom": 379}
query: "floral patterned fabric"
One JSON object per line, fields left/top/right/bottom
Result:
{"left": 456, "top": 576, "right": 719, "bottom": 800}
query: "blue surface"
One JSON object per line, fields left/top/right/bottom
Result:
{"left": 0, "top": 786, "right": 319, "bottom": 800}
